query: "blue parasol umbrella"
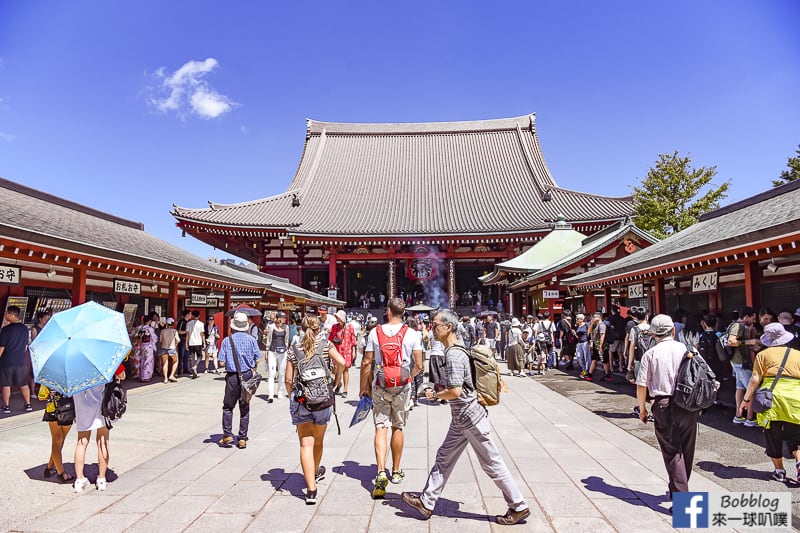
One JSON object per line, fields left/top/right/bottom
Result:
{"left": 30, "top": 301, "right": 132, "bottom": 396}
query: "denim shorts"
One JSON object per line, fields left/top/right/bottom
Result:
{"left": 731, "top": 362, "right": 752, "bottom": 390}
{"left": 289, "top": 392, "right": 332, "bottom": 426}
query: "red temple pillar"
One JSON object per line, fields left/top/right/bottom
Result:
{"left": 743, "top": 259, "right": 762, "bottom": 308}
{"left": 603, "top": 286, "right": 612, "bottom": 314}
{"left": 342, "top": 264, "right": 349, "bottom": 308}
{"left": 223, "top": 289, "right": 232, "bottom": 337}
{"left": 652, "top": 278, "right": 666, "bottom": 315}
{"left": 168, "top": 281, "right": 179, "bottom": 320}
{"left": 71, "top": 267, "right": 86, "bottom": 306}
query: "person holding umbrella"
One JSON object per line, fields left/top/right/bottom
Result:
{"left": 73, "top": 363, "right": 126, "bottom": 492}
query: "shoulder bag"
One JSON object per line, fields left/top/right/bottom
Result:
{"left": 230, "top": 333, "right": 263, "bottom": 403}
{"left": 752, "top": 347, "right": 792, "bottom": 414}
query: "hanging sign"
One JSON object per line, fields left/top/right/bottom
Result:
{"left": 113, "top": 279, "right": 141, "bottom": 295}
{"left": 628, "top": 284, "right": 644, "bottom": 298}
{"left": 0, "top": 265, "right": 21, "bottom": 285}
{"left": 692, "top": 272, "right": 718, "bottom": 293}
{"left": 327, "top": 289, "right": 338, "bottom": 300}
{"left": 191, "top": 294, "right": 208, "bottom": 305}
{"left": 542, "top": 290, "right": 560, "bottom": 299}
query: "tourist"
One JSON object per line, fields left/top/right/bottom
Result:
{"left": 506, "top": 317, "right": 525, "bottom": 376}
{"left": 575, "top": 314, "right": 590, "bottom": 377}
{"left": 742, "top": 322, "right": 800, "bottom": 483}
{"left": 727, "top": 307, "right": 760, "bottom": 427}
{"left": 73, "top": 363, "right": 126, "bottom": 492}
{"left": 777, "top": 310, "right": 800, "bottom": 350}
{"left": 329, "top": 310, "right": 357, "bottom": 398}
{"left": 405, "top": 317, "right": 423, "bottom": 408}
{"left": 483, "top": 314, "right": 499, "bottom": 358}
{"left": 677, "top": 313, "right": 702, "bottom": 350}
{"left": 558, "top": 310, "right": 577, "bottom": 370}
{"left": 360, "top": 297, "right": 423, "bottom": 498}
{"left": 185, "top": 310, "right": 205, "bottom": 379}
{"left": 29, "top": 309, "right": 51, "bottom": 342}
{"left": 285, "top": 315, "right": 345, "bottom": 504}
{"left": 203, "top": 315, "right": 220, "bottom": 373}
{"left": 176, "top": 309, "right": 191, "bottom": 376}
{"left": 635, "top": 314, "right": 698, "bottom": 500}
{"left": 138, "top": 313, "right": 158, "bottom": 382}
{"left": 401, "top": 309, "right": 531, "bottom": 525}
{"left": 0, "top": 306, "right": 33, "bottom": 414}
{"left": 217, "top": 311, "right": 260, "bottom": 449}
{"left": 158, "top": 318, "right": 180, "bottom": 383}
{"left": 38, "top": 384, "right": 74, "bottom": 483}
{"left": 607, "top": 306, "right": 627, "bottom": 373}
{"left": 535, "top": 312, "right": 556, "bottom": 369}
{"left": 584, "top": 312, "right": 611, "bottom": 382}
{"left": 317, "top": 305, "right": 336, "bottom": 333}
{"left": 264, "top": 311, "right": 289, "bottom": 403}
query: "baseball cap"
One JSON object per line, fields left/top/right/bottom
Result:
{"left": 166, "top": 317, "right": 175, "bottom": 324}
{"left": 649, "top": 314, "right": 675, "bottom": 337}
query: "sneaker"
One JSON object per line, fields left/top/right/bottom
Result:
{"left": 237, "top": 439, "right": 247, "bottom": 449}
{"left": 218, "top": 436, "right": 234, "bottom": 446}
{"left": 73, "top": 477, "right": 91, "bottom": 493}
{"left": 391, "top": 470, "right": 405, "bottom": 484}
{"left": 315, "top": 465, "right": 326, "bottom": 483}
{"left": 96, "top": 477, "right": 107, "bottom": 491}
{"left": 626, "top": 371, "right": 636, "bottom": 383}
{"left": 580, "top": 370, "right": 588, "bottom": 377}
{"left": 603, "top": 375, "right": 613, "bottom": 382}
{"left": 24, "top": 403, "right": 32, "bottom": 412}
{"left": 584, "top": 375, "right": 593, "bottom": 381}
{"left": 732, "top": 416, "right": 747, "bottom": 424}
{"left": 267, "top": 398, "right": 274, "bottom": 404}
{"left": 401, "top": 492, "right": 432, "bottom": 519}
{"left": 772, "top": 469, "right": 787, "bottom": 482}
{"left": 1, "top": 405, "right": 10, "bottom": 414}
{"left": 744, "top": 418, "right": 760, "bottom": 428}
{"left": 372, "top": 471, "right": 388, "bottom": 499}
{"left": 495, "top": 507, "right": 531, "bottom": 525}
{"left": 305, "top": 488, "right": 317, "bottom": 505}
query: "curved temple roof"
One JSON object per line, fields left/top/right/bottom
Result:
{"left": 173, "top": 114, "right": 634, "bottom": 238}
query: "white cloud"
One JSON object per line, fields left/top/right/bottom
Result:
{"left": 0, "top": 132, "right": 16, "bottom": 142}
{"left": 147, "top": 58, "right": 236, "bottom": 120}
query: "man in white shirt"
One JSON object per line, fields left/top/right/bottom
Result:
{"left": 185, "top": 310, "right": 206, "bottom": 379}
{"left": 360, "top": 298, "right": 423, "bottom": 499}
{"left": 636, "top": 314, "right": 699, "bottom": 499}
{"left": 318, "top": 305, "right": 337, "bottom": 333}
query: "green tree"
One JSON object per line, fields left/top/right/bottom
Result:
{"left": 631, "top": 151, "right": 730, "bottom": 239}
{"left": 773, "top": 145, "right": 800, "bottom": 187}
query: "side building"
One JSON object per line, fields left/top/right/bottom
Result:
{"left": 172, "top": 113, "right": 634, "bottom": 309}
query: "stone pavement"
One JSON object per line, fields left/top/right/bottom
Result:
{"left": 2, "top": 364, "right": 769, "bottom": 533}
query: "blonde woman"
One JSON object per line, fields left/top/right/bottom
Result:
{"left": 285, "top": 315, "right": 345, "bottom": 504}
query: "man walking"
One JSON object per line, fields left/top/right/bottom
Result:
{"left": 402, "top": 309, "right": 531, "bottom": 525}
{"left": 185, "top": 310, "right": 205, "bottom": 379}
{"left": 0, "top": 306, "right": 32, "bottom": 414}
{"left": 217, "top": 312, "right": 260, "bottom": 449}
{"left": 360, "top": 297, "right": 423, "bottom": 498}
{"left": 636, "top": 314, "right": 699, "bottom": 498}
{"left": 483, "top": 314, "right": 499, "bottom": 358}
{"left": 176, "top": 309, "right": 191, "bottom": 376}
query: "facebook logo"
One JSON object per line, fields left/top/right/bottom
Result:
{"left": 673, "top": 492, "right": 709, "bottom": 528}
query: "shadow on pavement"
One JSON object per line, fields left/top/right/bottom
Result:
{"left": 261, "top": 468, "right": 306, "bottom": 499}
{"left": 382, "top": 494, "right": 492, "bottom": 522}
{"left": 24, "top": 463, "right": 117, "bottom": 483}
{"left": 333, "top": 460, "right": 379, "bottom": 494}
{"left": 581, "top": 475, "right": 670, "bottom": 515}
{"left": 696, "top": 460, "right": 774, "bottom": 482}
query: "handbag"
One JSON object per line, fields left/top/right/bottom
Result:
{"left": 55, "top": 396, "right": 76, "bottom": 426}
{"left": 230, "top": 333, "right": 263, "bottom": 403}
{"left": 752, "top": 347, "right": 791, "bottom": 414}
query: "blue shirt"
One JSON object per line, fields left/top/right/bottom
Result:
{"left": 218, "top": 332, "right": 260, "bottom": 372}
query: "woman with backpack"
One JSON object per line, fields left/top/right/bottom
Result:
{"left": 285, "top": 315, "right": 345, "bottom": 505}
{"left": 73, "top": 363, "right": 126, "bottom": 493}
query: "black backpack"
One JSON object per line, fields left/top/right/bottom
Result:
{"left": 672, "top": 348, "right": 718, "bottom": 412}
{"left": 101, "top": 380, "right": 127, "bottom": 428}
{"left": 604, "top": 320, "right": 620, "bottom": 343}
{"left": 630, "top": 325, "right": 656, "bottom": 361}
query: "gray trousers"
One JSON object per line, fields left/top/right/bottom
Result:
{"left": 421, "top": 415, "right": 527, "bottom": 512}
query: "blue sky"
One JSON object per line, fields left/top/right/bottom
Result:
{"left": 1, "top": 1, "right": 798, "bottom": 261}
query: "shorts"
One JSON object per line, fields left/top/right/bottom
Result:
{"left": 591, "top": 345, "right": 609, "bottom": 364}
{"left": 731, "top": 363, "right": 752, "bottom": 390}
{"left": 159, "top": 349, "right": 178, "bottom": 357}
{"left": 610, "top": 340, "right": 623, "bottom": 354}
{"left": 0, "top": 365, "right": 29, "bottom": 387}
{"left": 289, "top": 393, "right": 332, "bottom": 426}
{"left": 486, "top": 338, "right": 497, "bottom": 351}
{"left": 764, "top": 421, "right": 800, "bottom": 458}
{"left": 372, "top": 385, "right": 411, "bottom": 429}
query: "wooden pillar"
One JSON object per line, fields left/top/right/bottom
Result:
{"left": 743, "top": 259, "right": 762, "bottom": 308}
{"left": 328, "top": 248, "right": 337, "bottom": 289}
{"left": 168, "top": 281, "right": 179, "bottom": 319}
{"left": 652, "top": 278, "right": 666, "bottom": 315}
{"left": 223, "top": 289, "right": 232, "bottom": 337}
{"left": 603, "top": 286, "right": 612, "bottom": 314}
{"left": 71, "top": 267, "right": 86, "bottom": 306}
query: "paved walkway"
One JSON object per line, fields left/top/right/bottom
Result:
{"left": 2, "top": 364, "right": 762, "bottom": 532}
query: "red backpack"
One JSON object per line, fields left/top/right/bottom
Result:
{"left": 376, "top": 324, "right": 410, "bottom": 388}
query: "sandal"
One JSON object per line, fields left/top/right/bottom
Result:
{"left": 58, "top": 471, "right": 74, "bottom": 483}
{"left": 43, "top": 466, "right": 56, "bottom": 478}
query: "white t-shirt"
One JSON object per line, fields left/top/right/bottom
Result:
{"left": 186, "top": 319, "right": 205, "bottom": 346}
{"left": 428, "top": 329, "right": 445, "bottom": 355}
{"left": 507, "top": 327, "right": 523, "bottom": 347}
{"left": 366, "top": 323, "right": 423, "bottom": 371}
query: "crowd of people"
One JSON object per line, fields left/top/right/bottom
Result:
{"left": 2, "top": 298, "right": 799, "bottom": 522}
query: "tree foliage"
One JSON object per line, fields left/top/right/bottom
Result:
{"left": 773, "top": 145, "right": 800, "bottom": 187}
{"left": 631, "top": 151, "right": 730, "bottom": 239}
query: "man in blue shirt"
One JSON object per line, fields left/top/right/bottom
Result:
{"left": 217, "top": 312, "right": 260, "bottom": 449}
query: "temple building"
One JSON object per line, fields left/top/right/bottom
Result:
{"left": 172, "top": 113, "right": 635, "bottom": 309}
